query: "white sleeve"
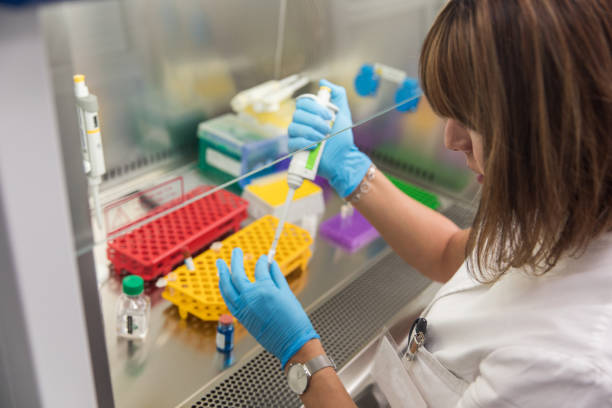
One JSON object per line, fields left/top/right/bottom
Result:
{"left": 455, "top": 347, "right": 612, "bottom": 408}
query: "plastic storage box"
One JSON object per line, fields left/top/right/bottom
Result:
{"left": 241, "top": 172, "right": 325, "bottom": 223}
{"left": 162, "top": 215, "right": 313, "bottom": 321}
{"left": 107, "top": 186, "right": 248, "bottom": 281}
{"left": 198, "top": 114, "right": 287, "bottom": 189}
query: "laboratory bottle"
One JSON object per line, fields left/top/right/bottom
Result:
{"left": 116, "top": 275, "right": 150, "bottom": 340}
{"left": 216, "top": 314, "right": 234, "bottom": 352}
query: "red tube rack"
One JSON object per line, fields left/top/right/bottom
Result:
{"left": 107, "top": 186, "right": 248, "bottom": 281}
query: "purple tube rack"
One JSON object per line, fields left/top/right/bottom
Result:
{"left": 319, "top": 210, "right": 380, "bottom": 252}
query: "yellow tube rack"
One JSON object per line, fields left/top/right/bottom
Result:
{"left": 162, "top": 215, "right": 313, "bottom": 321}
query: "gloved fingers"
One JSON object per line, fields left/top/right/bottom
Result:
{"left": 320, "top": 79, "right": 346, "bottom": 98}
{"left": 288, "top": 123, "right": 326, "bottom": 143}
{"left": 269, "top": 260, "right": 291, "bottom": 291}
{"left": 216, "top": 259, "right": 239, "bottom": 310}
{"left": 292, "top": 109, "right": 332, "bottom": 136}
{"left": 254, "top": 255, "right": 272, "bottom": 282}
{"left": 320, "top": 79, "right": 350, "bottom": 111}
{"left": 230, "top": 247, "right": 251, "bottom": 292}
{"left": 296, "top": 97, "right": 332, "bottom": 120}
{"left": 288, "top": 137, "right": 317, "bottom": 153}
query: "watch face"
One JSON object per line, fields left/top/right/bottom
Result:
{"left": 288, "top": 364, "right": 309, "bottom": 394}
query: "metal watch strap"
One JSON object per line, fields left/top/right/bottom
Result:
{"left": 304, "top": 354, "right": 336, "bottom": 376}
{"left": 286, "top": 354, "right": 336, "bottom": 396}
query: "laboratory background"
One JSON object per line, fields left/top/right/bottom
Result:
{"left": 1, "top": 1, "right": 484, "bottom": 407}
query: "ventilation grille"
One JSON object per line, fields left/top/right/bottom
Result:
{"left": 103, "top": 146, "right": 195, "bottom": 182}
{"left": 184, "top": 204, "right": 474, "bottom": 408}
{"left": 369, "top": 149, "right": 436, "bottom": 183}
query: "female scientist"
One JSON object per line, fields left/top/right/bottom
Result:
{"left": 216, "top": 0, "right": 612, "bottom": 406}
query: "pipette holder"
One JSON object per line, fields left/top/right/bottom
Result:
{"left": 162, "top": 215, "right": 313, "bottom": 321}
{"left": 107, "top": 186, "right": 248, "bottom": 281}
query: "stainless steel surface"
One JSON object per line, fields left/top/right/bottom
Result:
{"left": 97, "top": 192, "right": 472, "bottom": 408}
{"left": 93, "top": 164, "right": 475, "bottom": 407}
{"left": 99, "top": 190, "right": 390, "bottom": 408}
{"left": 93, "top": 149, "right": 476, "bottom": 408}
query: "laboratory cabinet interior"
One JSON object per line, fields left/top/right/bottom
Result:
{"left": 0, "top": 1, "right": 479, "bottom": 407}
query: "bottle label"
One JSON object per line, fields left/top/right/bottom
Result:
{"left": 216, "top": 331, "right": 227, "bottom": 350}
{"left": 122, "top": 314, "right": 146, "bottom": 337}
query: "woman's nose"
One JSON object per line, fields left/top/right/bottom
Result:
{"left": 444, "top": 120, "right": 472, "bottom": 153}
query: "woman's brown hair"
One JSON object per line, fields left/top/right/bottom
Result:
{"left": 420, "top": 0, "right": 612, "bottom": 281}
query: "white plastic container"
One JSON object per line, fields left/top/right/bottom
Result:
{"left": 116, "top": 275, "right": 150, "bottom": 340}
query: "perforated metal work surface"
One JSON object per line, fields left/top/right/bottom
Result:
{"left": 184, "top": 251, "right": 431, "bottom": 408}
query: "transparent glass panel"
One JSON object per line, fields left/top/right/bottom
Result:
{"left": 39, "top": 0, "right": 480, "bottom": 406}
{"left": 84, "top": 92, "right": 422, "bottom": 252}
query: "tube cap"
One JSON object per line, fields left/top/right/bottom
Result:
{"left": 123, "top": 275, "right": 144, "bottom": 296}
{"left": 219, "top": 314, "right": 233, "bottom": 325}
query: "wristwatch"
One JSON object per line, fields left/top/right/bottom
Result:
{"left": 286, "top": 354, "right": 336, "bottom": 395}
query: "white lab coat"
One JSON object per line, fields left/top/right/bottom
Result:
{"left": 405, "top": 232, "right": 612, "bottom": 407}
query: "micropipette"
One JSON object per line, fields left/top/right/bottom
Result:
{"left": 267, "top": 86, "right": 338, "bottom": 264}
{"left": 74, "top": 74, "right": 107, "bottom": 229}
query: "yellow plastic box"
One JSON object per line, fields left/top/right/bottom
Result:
{"left": 162, "top": 215, "right": 313, "bottom": 321}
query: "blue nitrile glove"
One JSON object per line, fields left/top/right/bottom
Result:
{"left": 217, "top": 248, "right": 319, "bottom": 367}
{"left": 288, "top": 79, "right": 372, "bottom": 198}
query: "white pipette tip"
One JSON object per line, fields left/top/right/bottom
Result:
{"left": 266, "top": 186, "right": 296, "bottom": 267}
{"left": 267, "top": 251, "right": 275, "bottom": 265}
{"left": 185, "top": 256, "right": 195, "bottom": 271}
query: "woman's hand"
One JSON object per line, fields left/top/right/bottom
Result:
{"left": 216, "top": 248, "right": 319, "bottom": 367}
{"left": 288, "top": 79, "right": 372, "bottom": 197}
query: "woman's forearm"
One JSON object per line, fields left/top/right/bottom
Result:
{"left": 350, "top": 168, "right": 469, "bottom": 282}
{"left": 288, "top": 340, "right": 357, "bottom": 408}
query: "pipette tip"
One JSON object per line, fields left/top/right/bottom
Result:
{"left": 267, "top": 251, "right": 275, "bottom": 265}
